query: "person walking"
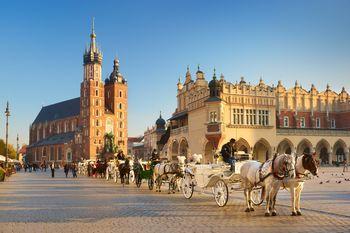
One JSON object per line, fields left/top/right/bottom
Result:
{"left": 220, "top": 138, "right": 237, "bottom": 172}
{"left": 72, "top": 163, "right": 77, "bottom": 178}
{"left": 50, "top": 162, "right": 55, "bottom": 178}
{"left": 64, "top": 163, "right": 69, "bottom": 178}
{"left": 343, "top": 159, "right": 348, "bottom": 172}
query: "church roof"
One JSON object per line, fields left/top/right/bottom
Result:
{"left": 28, "top": 132, "right": 75, "bottom": 148}
{"left": 33, "top": 97, "right": 80, "bottom": 124}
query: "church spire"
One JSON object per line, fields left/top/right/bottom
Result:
{"left": 90, "top": 17, "right": 97, "bottom": 53}
{"left": 84, "top": 18, "right": 102, "bottom": 65}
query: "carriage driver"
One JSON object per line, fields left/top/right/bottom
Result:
{"left": 150, "top": 149, "right": 160, "bottom": 164}
{"left": 220, "top": 138, "right": 237, "bottom": 172}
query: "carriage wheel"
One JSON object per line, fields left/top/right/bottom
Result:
{"left": 181, "top": 175, "right": 194, "bottom": 199}
{"left": 148, "top": 178, "right": 154, "bottom": 190}
{"left": 130, "top": 170, "right": 135, "bottom": 183}
{"left": 106, "top": 170, "right": 109, "bottom": 180}
{"left": 251, "top": 188, "right": 264, "bottom": 206}
{"left": 136, "top": 175, "right": 142, "bottom": 188}
{"left": 213, "top": 180, "right": 229, "bottom": 207}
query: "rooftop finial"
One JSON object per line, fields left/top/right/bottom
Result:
{"left": 92, "top": 17, "right": 95, "bottom": 34}
{"left": 197, "top": 64, "right": 200, "bottom": 71}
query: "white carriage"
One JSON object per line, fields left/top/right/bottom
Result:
{"left": 181, "top": 153, "right": 263, "bottom": 207}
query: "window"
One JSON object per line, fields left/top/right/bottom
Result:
{"left": 259, "top": 110, "right": 269, "bottom": 126}
{"left": 96, "top": 109, "right": 99, "bottom": 116}
{"left": 50, "top": 147, "right": 54, "bottom": 161}
{"left": 119, "top": 122, "right": 123, "bottom": 128}
{"left": 96, "top": 81, "right": 98, "bottom": 87}
{"left": 331, "top": 119, "right": 336, "bottom": 129}
{"left": 95, "top": 99, "right": 99, "bottom": 106}
{"left": 96, "top": 120, "right": 99, "bottom": 127}
{"left": 119, "top": 112, "right": 123, "bottom": 119}
{"left": 119, "top": 131, "right": 123, "bottom": 137}
{"left": 233, "top": 108, "right": 244, "bottom": 124}
{"left": 246, "top": 109, "right": 256, "bottom": 125}
{"left": 209, "top": 111, "right": 217, "bottom": 123}
{"left": 58, "top": 147, "right": 62, "bottom": 160}
{"left": 119, "top": 91, "right": 122, "bottom": 97}
{"left": 95, "top": 89, "right": 98, "bottom": 96}
{"left": 300, "top": 117, "right": 305, "bottom": 128}
{"left": 119, "top": 103, "right": 122, "bottom": 109}
{"left": 316, "top": 118, "right": 321, "bottom": 128}
{"left": 283, "top": 116, "right": 289, "bottom": 127}
{"left": 96, "top": 129, "right": 100, "bottom": 136}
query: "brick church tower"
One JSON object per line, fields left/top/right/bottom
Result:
{"left": 80, "top": 20, "right": 128, "bottom": 160}
{"left": 104, "top": 58, "right": 128, "bottom": 154}
{"left": 80, "top": 20, "right": 105, "bottom": 160}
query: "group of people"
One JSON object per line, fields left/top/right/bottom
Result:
{"left": 64, "top": 163, "right": 78, "bottom": 178}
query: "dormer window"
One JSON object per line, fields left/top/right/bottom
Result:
{"left": 316, "top": 118, "right": 321, "bottom": 128}
{"left": 283, "top": 116, "right": 289, "bottom": 127}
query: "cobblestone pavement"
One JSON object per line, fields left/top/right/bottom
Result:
{"left": 0, "top": 167, "right": 349, "bottom": 233}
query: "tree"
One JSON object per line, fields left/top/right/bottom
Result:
{"left": 103, "top": 133, "right": 118, "bottom": 154}
{"left": 0, "top": 139, "right": 17, "bottom": 159}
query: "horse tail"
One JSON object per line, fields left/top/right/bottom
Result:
{"left": 261, "top": 186, "right": 266, "bottom": 201}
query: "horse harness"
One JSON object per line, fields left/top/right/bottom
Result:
{"left": 255, "top": 155, "right": 292, "bottom": 186}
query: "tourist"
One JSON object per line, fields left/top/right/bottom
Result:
{"left": 220, "top": 138, "right": 237, "bottom": 172}
{"left": 72, "top": 163, "right": 77, "bottom": 178}
{"left": 50, "top": 162, "right": 55, "bottom": 178}
{"left": 343, "top": 159, "right": 348, "bottom": 172}
{"left": 64, "top": 163, "right": 69, "bottom": 178}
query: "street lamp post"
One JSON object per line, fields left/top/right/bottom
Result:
{"left": 16, "top": 134, "right": 19, "bottom": 160}
{"left": 5, "top": 101, "right": 10, "bottom": 168}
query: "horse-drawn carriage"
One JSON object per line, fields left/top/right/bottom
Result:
{"left": 181, "top": 153, "right": 263, "bottom": 207}
{"left": 133, "top": 160, "right": 157, "bottom": 190}
{"left": 106, "top": 158, "right": 135, "bottom": 184}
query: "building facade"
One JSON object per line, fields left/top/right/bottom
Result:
{"left": 27, "top": 23, "right": 128, "bottom": 163}
{"left": 162, "top": 66, "right": 350, "bottom": 165}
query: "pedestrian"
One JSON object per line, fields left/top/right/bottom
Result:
{"left": 87, "top": 162, "right": 91, "bottom": 177}
{"left": 50, "top": 162, "right": 55, "bottom": 178}
{"left": 64, "top": 163, "right": 69, "bottom": 178}
{"left": 220, "top": 138, "right": 237, "bottom": 172}
{"left": 43, "top": 160, "right": 47, "bottom": 172}
{"left": 72, "top": 163, "right": 77, "bottom": 178}
{"left": 343, "top": 159, "right": 348, "bottom": 172}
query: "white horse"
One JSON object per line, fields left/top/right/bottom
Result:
{"left": 153, "top": 160, "right": 182, "bottom": 193}
{"left": 282, "top": 153, "right": 318, "bottom": 216}
{"left": 240, "top": 154, "right": 296, "bottom": 216}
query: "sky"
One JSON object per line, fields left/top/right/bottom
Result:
{"left": 0, "top": 0, "right": 349, "bottom": 146}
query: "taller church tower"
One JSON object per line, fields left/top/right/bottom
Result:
{"left": 80, "top": 20, "right": 105, "bottom": 160}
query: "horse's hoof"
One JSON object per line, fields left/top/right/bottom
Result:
{"left": 291, "top": 211, "right": 297, "bottom": 216}
{"left": 265, "top": 212, "right": 270, "bottom": 217}
{"left": 297, "top": 211, "right": 302, "bottom": 216}
{"left": 250, "top": 207, "right": 255, "bottom": 212}
{"left": 272, "top": 211, "right": 277, "bottom": 216}
{"left": 245, "top": 208, "right": 250, "bottom": 212}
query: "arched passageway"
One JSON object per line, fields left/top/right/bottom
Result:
{"left": 253, "top": 139, "right": 271, "bottom": 162}
{"left": 277, "top": 139, "right": 294, "bottom": 155}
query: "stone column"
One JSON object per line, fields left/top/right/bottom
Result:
{"left": 329, "top": 149, "right": 333, "bottom": 165}
{"left": 345, "top": 148, "right": 349, "bottom": 164}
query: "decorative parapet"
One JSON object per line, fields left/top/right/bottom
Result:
{"left": 277, "top": 128, "right": 350, "bottom": 137}
{"left": 227, "top": 124, "right": 274, "bottom": 129}
{"left": 170, "top": 126, "right": 188, "bottom": 135}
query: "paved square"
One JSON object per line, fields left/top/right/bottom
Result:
{"left": 0, "top": 167, "right": 349, "bottom": 233}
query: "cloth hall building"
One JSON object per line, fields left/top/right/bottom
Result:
{"left": 27, "top": 24, "right": 128, "bottom": 163}
{"left": 158, "top": 67, "right": 350, "bottom": 165}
